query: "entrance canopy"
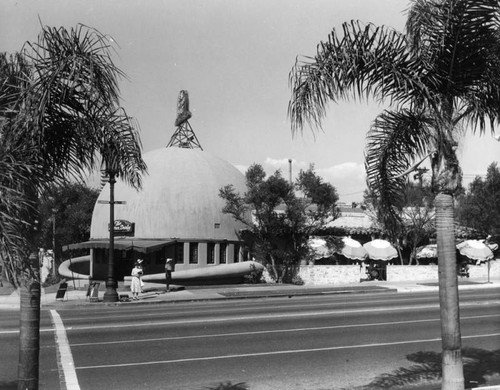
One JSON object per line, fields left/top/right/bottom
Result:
{"left": 63, "top": 239, "right": 175, "bottom": 254}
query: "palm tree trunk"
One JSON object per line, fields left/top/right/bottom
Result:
{"left": 396, "top": 246, "right": 404, "bottom": 265}
{"left": 435, "top": 193, "right": 464, "bottom": 390}
{"left": 269, "top": 254, "right": 279, "bottom": 282}
{"left": 17, "top": 252, "right": 41, "bottom": 390}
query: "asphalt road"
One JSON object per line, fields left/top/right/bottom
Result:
{"left": 1, "top": 289, "right": 499, "bottom": 390}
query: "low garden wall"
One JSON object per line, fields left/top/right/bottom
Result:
{"left": 298, "top": 265, "right": 361, "bottom": 285}
{"left": 297, "top": 259, "right": 499, "bottom": 285}
{"left": 386, "top": 264, "right": 438, "bottom": 281}
{"left": 388, "top": 260, "right": 500, "bottom": 281}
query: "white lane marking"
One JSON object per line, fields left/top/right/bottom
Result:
{"left": 76, "top": 332, "right": 500, "bottom": 370}
{"left": 45, "top": 293, "right": 494, "bottom": 322}
{"left": 44, "top": 300, "right": 500, "bottom": 332}
{"left": 0, "top": 300, "right": 495, "bottom": 336}
{"left": 69, "top": 313, "right": 500, "bottom": 347}
{"left": 0, "top": 301, "right": 498, "bottom": 336}
{"left": 50, "top": 310, "right": 81, "bottom": 390}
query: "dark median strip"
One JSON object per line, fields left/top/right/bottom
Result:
{"left": 219, "top": 285, "right": 395, "bottom": 298}
{"left": 419, "top": 280, "right": 484, "bottom": 287}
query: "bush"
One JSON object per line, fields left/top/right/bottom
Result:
{"left": 243, "top": 263, "right": 264, "bottom": 284}
{"left": 41, "top": 273, "right": 62, "bottom": 287}
{"left": 292, "top": 274, "right": 305, "bottom": 285}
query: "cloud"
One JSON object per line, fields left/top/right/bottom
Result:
{"left": 263, "top": 157, "right": 308, "bottom": 174}
{"left": 318, "top": 162, "right": 366, "bottom": 202}
{"left": 233, "top": 158, "right": 366, "bottom": 203}
{"left": 262, "top": 158, "right": 366, "bottom": 202}
{"left": 319, "top": 162, "right": 365, "bottom": 181}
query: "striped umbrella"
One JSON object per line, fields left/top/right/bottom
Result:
{"left": 363, "top": 239, "right": 398, "bottom": 261}
{"left": 416, "top": 244, "right": 438, "bottom": 259}
{"left": 456, "top": 240, "right": 494, "bottom": 262}
{"left": 341, "top": 237, "right": 368, "bottom": 260}
{"left": 308, "top": 237, "right": 332, "bottom": 259}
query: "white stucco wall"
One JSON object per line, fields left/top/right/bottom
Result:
{"left": 298, "top": 265, "right": 362, "bottom": 285}
{"left": 295, "top": 259, "right": 500, "bottom": 285}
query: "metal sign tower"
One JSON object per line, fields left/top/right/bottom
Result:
{"left": 166, "top": 90, "right": 203, "bottom": 150}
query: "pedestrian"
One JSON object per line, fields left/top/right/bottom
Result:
{"left": 165, "top": 258, "right": 174, "bottom": 292}
{"left": 130, "top": 259, "right": 144, "bottom": 300}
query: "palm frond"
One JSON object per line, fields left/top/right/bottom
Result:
{"left": 16, "top": 24, "right": 147, "bottom": 188}
{"left": 407, "top": 0, "right": 500, "bottom": 98}
{"left": 365, "top": 109, "right": 434, "bottom": 226}
{"left": 289, "top": 21, "right": 432, "bottom": 133}
{"left": 0, "top": 147, "right": 38, "bottom": 286}
{"left": 98, "top": 108, "right": 147, "bottom": 189}
{"left": 23, "top": 24, "right": 123, "bottom": 111}
{"left": 0, "top": 52, "right": 31, "bottom": 120}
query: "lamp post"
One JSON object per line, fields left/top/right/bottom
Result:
{"left": 51, "top": 207, "right": 57, "bottom": 276}
{"left": 103, "top": 170, "right": 119, "bottom": 302}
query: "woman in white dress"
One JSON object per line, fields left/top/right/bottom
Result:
{"left": 130, "top": 259, "right": 143, "bottom": 300}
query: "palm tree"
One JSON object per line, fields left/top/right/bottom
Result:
{"left": 1, "top": 53, "right": 34, "bottom": 286}
{"left": 289, "top": 1, "right": 500, "bottom": 388}
{"left": 1, "top": 25, "right": 146, "bottom": 389}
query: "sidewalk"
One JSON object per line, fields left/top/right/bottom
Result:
{"left": 1, "top": 276, "right": 499, "bottom": 310}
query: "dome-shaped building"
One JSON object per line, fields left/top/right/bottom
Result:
{"left": 87, "top": 146, "right": 249, "bottom": 281}
{"left": 63, "top": 91, "right": 262, "bottom": 285}
{"left": 92, "top": 147, "right": 247, "bottom": 240}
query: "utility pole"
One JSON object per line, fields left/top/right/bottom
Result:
{"left": 100, "top": 170, "right": 126, "bottom": 303}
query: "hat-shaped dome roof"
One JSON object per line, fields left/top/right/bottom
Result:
{"left": 90, "top": 147, "right": 247, "bottom": 241}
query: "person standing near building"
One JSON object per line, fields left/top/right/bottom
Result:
{"left": 165, "top": 258, "right": 174, "bottom": 292}
{"left": 130, "top": 259, "right": 144, "bottom": 300}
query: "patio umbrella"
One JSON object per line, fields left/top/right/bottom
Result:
{"left": 308, "top": 237, "right": 332, "bottom": 259}
{"left": 363, "top": 239, "right": 398, "bottom": 261}
{"left": 340, "top": 237, "right": 368, "bottom": 260}
{"left": 416, "top": 244, "right": 438, "bottom": 259}
{"left": 456, "top": 240, "right": 494, "bottom": 262}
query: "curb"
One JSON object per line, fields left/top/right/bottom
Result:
{"left": 91, "top": 286, "right": 396, "bottom": 305}
{"left": 2, "top": 280, "right": 499, "bottom": 310}
{"left": 35, "top": 286, "right": 399, "bottom": 309}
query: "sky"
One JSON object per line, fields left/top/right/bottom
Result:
{"left": 2, "top": 0, "right": 499, "bottom": 203}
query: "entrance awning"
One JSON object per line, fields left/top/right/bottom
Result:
{"left": 63, "top": 239, "right": 175, "bottom": 254}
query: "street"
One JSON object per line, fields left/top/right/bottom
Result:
{"left": 1, "top": 289, "right": 499, "bottom": 390}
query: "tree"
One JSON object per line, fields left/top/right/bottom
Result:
{"left": 0, "top": 53, "right": 35, "bottom": 287}
{"left": 456, "top": 162, "right": 500, "bottom": 236}
{"left": 37, "top": 183, "right": 100, "bottom": 275}
{"left": 402, "top": 200, "right": 436, "bottom": 265}
{"left": 364, "top": 181, "right": 435, "bottom": 264}
{"left": 220, "top": 164, "right": 339, "bottom": 283}
{"left": 0, "top": 24, "right": 147, "bottom": 389}
{"left": 289, "top": 1, "right": 500, "bottom": 388}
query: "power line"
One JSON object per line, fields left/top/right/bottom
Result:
{"left": 338, "top": 190, "right": 365, "bottom": 196}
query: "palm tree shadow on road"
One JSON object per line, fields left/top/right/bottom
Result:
{"left": 352, "top": 347, "right": 500, "bottom": 389}
{"left": 0, "top": 381, "right": 16, "bottom": 390}
{"left": 203, "top": 382, "right": 249, "bottom": 390}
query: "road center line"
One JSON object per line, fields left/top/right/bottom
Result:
{"left": 0, "top": 303, "right": 498, "bottom": 336}
{"left": 53, "top": 301, "right": 500, "bottom": 333}
{"left": 46, "top": 294, "right": 491, "bottom": 323}
{"left": 75, "top": 332, "right": 500, "bottom": 371}
{"left": 69, "top": 313, "right": 500, "bottom": 347}
{"left": 49, "top": 310, "right": 81, "bottom": 390}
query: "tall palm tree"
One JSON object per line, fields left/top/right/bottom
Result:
{"left": 1, "top": 53, "right": 35, "bottom": 285}
{"left": 1, "top": 25, "right": 146, "bottom": 389}
{"left": 289, "top": 1, "right": 500, "bottom": 388}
